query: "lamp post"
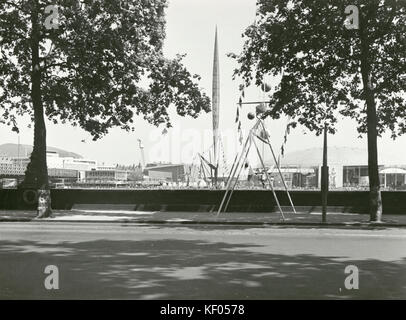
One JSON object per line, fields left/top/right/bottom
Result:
{"left": 321, "top": 123, "right": 329, "bottom": 223}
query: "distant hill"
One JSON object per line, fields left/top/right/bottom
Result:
{"left": 272, "top": 147, "right": 368, "bottom": 166}
{"left": 0, "top": 143, "right": 82, "bottom": 159}
{"left": 265, "top": 146, "right": 405, "bottom": 167}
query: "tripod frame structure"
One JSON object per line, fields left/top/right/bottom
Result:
{"left": 217, "top": 118, "right": 296, "bottom": 220}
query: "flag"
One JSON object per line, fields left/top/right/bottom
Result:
{"left": 239, "top": 130, "right": 243, "bottom": 145}
{"left": 237, "top": 120, "right": 243, "bottom": 145}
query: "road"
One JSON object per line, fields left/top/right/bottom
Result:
{"left": 0, "top": 222, "right": 405, "bottom": 299}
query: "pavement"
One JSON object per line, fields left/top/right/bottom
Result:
{"left": 1, "top": 209, "right": 406, "bottom": 228}
{"left": 0, "top": 222, "right": 405, "bottom": 299}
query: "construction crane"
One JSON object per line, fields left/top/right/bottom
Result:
{"left": 137, "top": 139, "right": 146, "bottom": 169}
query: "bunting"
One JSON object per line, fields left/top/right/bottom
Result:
{"left": 219, "top": 137, "right": 229, "bottom": 176}
{"left": 236, "top": 85, "right": 245, "bottom": 145}
{"left": 277, "top": 118, "right": 293, "bottom": 166}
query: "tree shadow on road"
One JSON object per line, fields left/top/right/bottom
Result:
{"left": 0, "top": 238, "right": 405, "bottom": 299}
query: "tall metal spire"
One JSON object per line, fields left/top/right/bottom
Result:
{"left": 212, "top": 26, "right": 220, "bottom": 169}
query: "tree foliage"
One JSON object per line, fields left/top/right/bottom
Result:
{"left": 0, "top": 0, "right": 211, "bottom": 139}
{"left": 231, "top": 0, "right": 405, "bottom": 137}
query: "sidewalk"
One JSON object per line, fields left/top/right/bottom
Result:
{"left": 1, "top": 209, "right": 406, "bottom": 228}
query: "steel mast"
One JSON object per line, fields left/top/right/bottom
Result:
{"left": 212, "top": 26, "right": 220, "bottom": 185}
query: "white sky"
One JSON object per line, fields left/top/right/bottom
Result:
{"left": 0, "top": 0, "right": 405, "bottom": 166}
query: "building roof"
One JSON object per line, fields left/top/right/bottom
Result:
{"left": 380, "top": 168, "right": 406, "bottom": 174}
{"left": 145, "top": 164, "right": 185, "bottom": 171}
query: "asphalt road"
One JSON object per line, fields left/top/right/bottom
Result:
{"left": 0, "top": 222, "right": 405, "bottom": 299}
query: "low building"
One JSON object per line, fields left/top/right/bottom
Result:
{"left": 48, "top": 168, "right": 78, "bottom": 181}
{"left": 1, "top": 153, "right": 81, "bottom": 182}
{"left": 85, "top": 169, "right": 128, "bottom": 184}
{"left": 262, "top": 147, "right": 406, "bottom": 190}
{"left": 144, "top": 163, "right": 186, "bottom": 182}
{"left": 0, "top": 156, "right": 26, "bottom": 176}
{"left": 46, "top": 152, "right": 97, "bottom": 182}
{"left": 268, "top": 166, "right": 319, "bottom": 189}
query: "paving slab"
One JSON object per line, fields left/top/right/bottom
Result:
{"left": 1, "top": 209, "right": 405, "bottom": 228}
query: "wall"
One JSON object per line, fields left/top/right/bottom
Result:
{"left": 0, "top": 189, "right": 405, "bottom": 214}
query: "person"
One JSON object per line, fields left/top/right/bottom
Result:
{"left": 247, "top": 166, "right": 254, "bottom": 181}
{"left": 260, "top": 171, "right": 267, "bottom": 188}
{"left": 246, "top": 163, "right": 255, "bottom": 188}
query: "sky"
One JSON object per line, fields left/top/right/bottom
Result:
{"left": 1, "top": 0, "right": 405, "bottom": 166}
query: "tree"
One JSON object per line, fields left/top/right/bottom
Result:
{"left": 231, "top": 0, "right": 406, "bottom": 222}
{"left": 0, "top": 0, "right": 211, "bottom": 217}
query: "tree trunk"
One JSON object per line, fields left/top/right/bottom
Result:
{"left": 359, "top": 17, "right": 382, "bottom": 223}
{"left": 363, "top": 75, "right": 382, "bottom": 222}
{"left": 21, "top": 2, "right": 52, "bottom": 218}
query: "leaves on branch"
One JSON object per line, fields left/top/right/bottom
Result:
{"left": 0, "top": 0, "right": 211, "bottom": 139}
{"left": 231, "top": 0, "right": 405, "bottom": 137}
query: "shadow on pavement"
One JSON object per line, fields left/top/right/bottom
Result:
{"left": 0, "top": 238, "right": 405, "bottom": 299}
